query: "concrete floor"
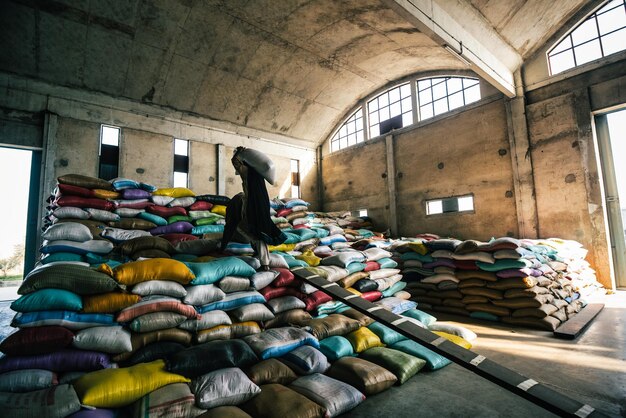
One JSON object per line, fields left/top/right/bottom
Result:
{"left": 345, "top": 291, "right": 626, "bottom": 417}
{"left": 0, "top": 283, "right": 623, "bottom": 417}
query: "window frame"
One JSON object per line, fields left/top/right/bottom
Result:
{"left": 98, "top": 124, "right": 120, "bottom": 181}
{"left": 547, "top": 0, "right": 626, "bottom": 75}
{"left": 425, "top": 194, "right": 475, "bottom": 216}
{"left": 173, "top": 138, "right": 190, "bottom": 188}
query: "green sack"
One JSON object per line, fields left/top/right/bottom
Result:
{"left": 137, "top": 212, "right": 168, "bottom": 226}
{"left": 359, "top": 347, "right": 426, "bottom": 384}
{"left": 402, "top": 309, "right": 437, "bottom": 326}
{"left": 367, "top": 322, "right": 407, "bottom": 345}
{"left": 390, "top": 339, "right": 451, "bottom": 370}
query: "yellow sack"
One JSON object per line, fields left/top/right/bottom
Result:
{"left": 346, "top": 326, "right": 385, "bottom": 353}
{"left": 296, "top": 250, "right": 321, "bottom": 266}
{"left": 74, "top": 360, "right": 189, "bottom": 408}
{"left": 82, "top": 292, "right": 141, "bottom": 313}
{"left": 92, "top": 189, "right": 120, "bottom": 199}
{"left": 112, "top": 258, "right": 195, "bottom": 286}
{"left": 268, "top": 243, "right": 296, "bottom": 253}
{"left": 346, "top": 288, "right": 362, "bottom": 296}
{"left": 406, "top": 242, "right": 428, "bottom": 255}
{"left": 153, "top": 187, "right": 195, "bottom": 198}
{"left": 432, "top": 331, "right": 472, "bottom": 349}
{"left": 210, "top": 205, "right": 227, "bottom": 217}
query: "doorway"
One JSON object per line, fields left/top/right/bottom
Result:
{"left": 595, "top": 109, "right": 626, "bottom": 289}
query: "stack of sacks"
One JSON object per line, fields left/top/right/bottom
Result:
{"left": 400, "top": 235, "right": 604, "bottom": 331}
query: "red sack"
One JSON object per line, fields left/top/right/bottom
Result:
{"left": 360, "top": 291, "right": 383, "bottom": 302}
{"left": 56, "top": 195, "right": 114, "bottom": 211}
{"left": 57, "top": 183, "right": 95, "bottom": 198}
{"left": 364, "top": 261, "right": 380, "bottom": 272}
{"left": 189, "top": 201, "right": 214, "bottom": 211}
{"left": 304, "top": 291, "right": 333, "bottom": 311}
{"left": 272, "top": 268, "right": 297, "bottom": 287}
{"left": 147, "top": 205, "right": 188, "bottom": 218}
{"left": 0, "top": 326, "right": 75, "bottom": 356}
{"left": 260, "top": 285, "right": 305, "bottom": 301}
{"left": 160, "top": 233, "right": 199, "bottom": 245}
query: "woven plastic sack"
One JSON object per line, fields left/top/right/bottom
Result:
{"left": 74, "top": 360, "right": 190, "bottom": 408}
{"left": 52, "top": 206, "right": 90, "bottom": 219}
{"left": 182, "top": 284, "right": 225, "bottom": 306}
{"left": 166, "top": 339, "right": 258, "bottom": 378}
{"left": 266, "top": 296, "right": 306, "bottom": 314}
{"left": 432, "top": 331, "right": 472, "bottom": 349}
{"left": 131, "top": 382, "right": 204, "bottom": 418}
{"left": 11, "top": 310, "right": 115, "bottom": 331}
{"left": 58, "top": 173, "right": 114, "bottom": 190}
{"left": 0, "top": 349, "right": 111, "bottom": 373}
{"left": 319, "top": 336, "right": 355, "bottom": 362}
{"left": 187, "top": 258, "right": 256, "bottom": 285}
{"left": 153, "top": 187, "right": 195, "bottom": 198}
{"left": 359, "top": 347, "right": 426, "bottom": 384}
{"left": 289, "top": 373, "right": 365, "bottom": 417}
{"left": 250, "top": 270, "right": 279, "bottom": 290}
{"left": 124, "top": 342, "right": 187, "bottom": 367}
{"left": 230, "top": 303, "right": 275, "bottom": 322}
{"left": 130, "top": 312, "right": 188, "bottom": 333}
{"left": 403, "top": 308, "right": 437, "bottom": 327}
{"left": 245, "top": 359, "right": 298, "bottom": 386}
{"left": 101, "top": 227, "right": 151, "bottom": 242}
{"left": 0, "top": 369, "right": 57, "bottom": 392}
{"left": 243, "top": 327, "right": 319, "bottom": 360}
{"left": 345, "top": 327, "right": 385, "bottom": 353}
{"left": 428, "top": 322, "right": 477, "bottom": 342}
{"left": 150, "top": 222, "right": 194, "bottom": 235}
{"left": 111, "top": 258, "right": 195, "bottom": 286}
{"left": 304, "top": 314, "right": 361, "bottom": 340}
{"left": 390, "top": 339, "right": 451, "bottom": 370}
{"left": 137, "top": 211, "right": 168, "bottom": 226}
{"left": 191, "top": 367, "right": 260, "bottom": 409}
{"left": 220, "top": 276, "right": 252, "bottom": 293}
{"left": 240, "top": 383, "right": 324, "bottom": 418}
{"left": 41, "top": 239, "right": 114, "bottom": 255}
{"left": 73, "top": 325, "right": 132, "bottom": 354}
{"left": 11, "top": 288, "right": 82, "bottom": 313}
{"left": 43, "top": 222, "right": 93, "bottom": 242}
{"left": 113, "top": 328, "right": 192, "bottom": 363}
{"left": 367, "top": 322, "right": 407, "bottom": 345}
{"left": 197, "top": 290, "right": 266, "bottom": 314}
{"left": 0, "top": 383, "right": 81, "bottom": 418}
{"left": 85, "top": 208, "right": 120, "bottom": 222}
{"left": 0, "top": 326, "right": 74, "bottom": 356}
{"left": 82, "top": 292, "right": 141, "bottom": 313}
{"left": 132, "top": 280, "right": 187, "bottom": 298}
{"left": 326, "top": 357, "right": 397, "bottom": 396}
{"left": 279, "top": 345, "right": 329, "bottom": 375}
{"left": 264, "top": 309, "right": 312, "bottom": 329}
{"left": 116, "top": 297, "right": 199, "bottom": 322}
{"left": 236, "top": 147, "right": 276, "bottom": 185}
{"left": 117, "top": 236, "right": 175, "bottom": 256}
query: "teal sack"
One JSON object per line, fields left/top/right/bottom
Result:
{"left": 319, "top": 336, "right": 355, "bottom": 362}
{"left": 367, "top": 322, "right": 407, "bottom": 345}
{"left": 191, "top": 225, "right": 224, "bottom": 235}
{"left": 137, "top": 212, "right": 168, "bottom": 226}
{"left": 470, "top": 311, "right": 500, "bottom": 321}
{"left": 400, "top": 252, "right": 433, "bottom": 263}
{"left": 402, "top": 309, "right": 436, "bottom": 327}
{"left": 381, "top": 281, "right": 407, "bottom": 298}
{"left": 346, "top": 262, "right": 366, "bottom": 275}
{"left": 40, "top": 252, "right": 85, "bottom": 264}
{"left": 476, "top": 258, "right": 532, "bottom": 271}
{"left": 312, "top": 228, "right": 330, "bottom": 238}
{"left": 11, "top": 289, "right": 83, "bottom": 313}
{"left": 377, "top": 257, "right": 398, "bottom": 269}
{"left": 188, "top": 257, "right": 256, "bottom": 285}
{"left": 390, "top": 339, "right": 451, "bottom": 370}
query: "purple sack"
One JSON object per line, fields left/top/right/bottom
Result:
{"left": 496, "top": 268, "right": 542, "bottom": 278}
{"left": 68, "top": 409, "right": 117, "bottom": 418}
{"left": 122, "top": 188, "right": 152, "bottom": 200}
{"left": 0, "top": 349, "right": 111, "bottom": 373}
{"left": 150, "top": 221, "right": 194, "bottom": 236}
{"left": 423, "top": 259, "right": 457, "bottom": 269}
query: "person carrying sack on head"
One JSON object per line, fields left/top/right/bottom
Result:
{"left": 221, "top": 147, "right": 287, "bottom": 270}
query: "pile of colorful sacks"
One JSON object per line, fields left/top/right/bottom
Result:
{"left": 0, "top": 174, "right": 476, "bottom": 418}
{"left": 397, "top": 234, "right": 604, "bottom": 331}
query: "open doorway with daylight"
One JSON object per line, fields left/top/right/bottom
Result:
{"left": 0, "top": 147, "right": 38, "bottom": 291}
{"left": 595, "top": 108, "right": 626, "bottom": 289}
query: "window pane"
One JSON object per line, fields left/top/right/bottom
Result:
{"left": 427, "top": 200, "right": 443, "bottom": 215}
{"left": 291, "top": 185, "right": 300, "bottom": 198}
{"left": 432, "top": 81, "right": 447, "bottom": 100}
{"left": 571, "top": 18, "right": 599, "bottom": 46}
{"left": 597, "top": 0, "right": 623, "bottom": 15}
{"left": 551, "top": 35, "right": 573, "bottom": 54}
{"left": 389, "top": 87, "right": 400, "bottom": 103}
{"left": 368, "top": 98, "right": 379, "bottom": 113}
{"left": 417, "top": 79, "right": 431, "bottom": 91}
{"left": 402, "top": 112, "right": 413, "bottom": 127}
{"left": 173, "top": 172, "right": 188, "bottom": 188}
{"left": 448, "top": 91, "right": 464, "bottom": 110}
{"left": 400, "top": 83, "right": 411, "bottom": 98}
{"left": 464, "top": 85, "right": 481, "bottom": 104}
{"left": 370, "top": 125, "right": 380, "bottom": 138}
{"left": 339, "top": 125, "right": 347, "bottom": 137}
{"left": 401, "top": 97, "right": 412, "bottom": 113}
{"left": 291, "top": 159, "right": 299, "bottom": 172}
{"left": 601, "top": 27, "right": 626, "bottom": 55}
{"left": 574, "top": 39, "right": 603, "bottom": 65}
{"left": 348, "top": 134, "right": 356, "bottom": 146}
{"left": 420, "top": 104, "right": 433, "bottom": 120}
{"left": 549, "top": 50, "right": 576, "bottom": 74}
{"left": 347, "top": 122, "right": 355, "bottom": 134}
{"left": 447, "top": 78, "right": 463, "bottom": 94}
{"left": 433, "top": 98, "right": 448, "bottom": 115}
{"left": 340, "top": 137, "right": 347, "bottom": 149}
{"left": 379, "top": 107, "right": 390, "bottom": 121}
{"left": 101, "top": 126, "right": 119, "bottom": 146}
{"left": 331, "top": 140, "right": 338, "bottom": 152}
{"left": 597, "top": 4, "right": 626, "bottom": 35}
{"left": 389, "top": 101, "right": 401, "bottom": 118}
{"left": 369, "top": 111, "right": 379, "bottom": 125}
{"left": 379, "top": 93, "right": 389, "bottom": 107}
{"left": 356, "top": 131, "right": 364, "bottom": 143}
{"left": 458, "top": 196, "right": 474, "bottom": 211}
{"left": 419, "top": 88, "right": 433, "bottom": 104}
{"left": 174, "top": 139, "right": 188, "bottom": 156}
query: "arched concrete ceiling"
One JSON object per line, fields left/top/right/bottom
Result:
{"left": 0, "top": 0, "right": 594, "bottom": 146}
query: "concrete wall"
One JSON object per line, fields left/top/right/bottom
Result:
{"left": 120, "top": 128, "right": 173, "bottom": 188}
{"left": 395, "top": 98, "right": 516, "bottom": 241}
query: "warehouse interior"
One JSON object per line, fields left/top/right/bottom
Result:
{"left": 0, "top": 0, "right": 625, "bottom": 417}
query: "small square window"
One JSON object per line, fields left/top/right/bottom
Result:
{"left": 174, "top": 139, "right": 189, "bottom": 156}
{"left": 174, "top": 172, "right": 188, "bottom": 188}
{"left": 101, "top": 126, "right": 120, "bottom": 146}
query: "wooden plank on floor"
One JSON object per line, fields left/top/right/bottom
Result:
{"left": 554, "top": 303, "right": 604, "bottom": 340}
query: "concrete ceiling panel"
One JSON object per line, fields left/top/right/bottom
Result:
{"left": 175, "top": 9, "right": 235, "bottom": 66}
{"left": 38, "top": 12, "right": 87, "bottom": 87}
{"left": 269, "top": 50, "right": 320, "bottom": 94}
{"left": 308, "top": 17, "right": 373, "bottom": 56}
{"left": 239, "top": 40, "right": 297, "bottom": 86}
{"left": 209, "top": 19, "right": 264, "bottom": 77}
{"left": 162, "top": 55, "right": 208, "bottom": 111}
{"left": 123, "top": 42, "right": 167, "bottom": 101}
{"left": 468, "top": 0, "right": 525, "bottom": 31}
{"left": 89, "top": 0, "right": 140, "bottom": 27}
{"left": 314, "top": 71, "right": 376, "bottom": 110}
{"left": 134, "top": 0, "right": 191, "bottom": 49}
{"left": 243, "top": 88, "right": 307, "bottom": 135}
{"left": 0, "top": 3, "right": 37, "bottom": 78}
{"left": 289, "top": 101, "right": 339, "bottom": 140}
{"left": 83, "top": 26, "right": 133, "bottom": 95}
{"left": 276, "top": 0, "right": 354, "bottom": 42}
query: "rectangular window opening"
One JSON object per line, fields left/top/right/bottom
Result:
{"left": 173, "top": 139, "right": 189, "bottom": 187}
{"left": 99, "top": 125, "right": 120, "bottom": 181}
{"left": 291, "top": 159, "right": 300, "bottom": 198}
{"left": 426, "top": 195, "right": 474, "bottom": 215}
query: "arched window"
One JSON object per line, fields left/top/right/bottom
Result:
{"left": 548, "top": 0, "right": 626, "bottom": 75}
{"left": 328, "top": 75, "right": 481, "bottom": 152}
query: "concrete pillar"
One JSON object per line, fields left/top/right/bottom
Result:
{"left": 505, "top": 71, "right": 539, "bottom": 238}
{"left": 216, "top": 143, "right": 226, "bottom": 195}
{"left": 385, "top": 134, "right": 398, "bottom": 237}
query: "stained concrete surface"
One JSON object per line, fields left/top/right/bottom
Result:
{"left": 0, "top": 284, "right": 623, "bottom": 416}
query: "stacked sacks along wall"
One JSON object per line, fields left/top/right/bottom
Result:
{"left": 398, "top": 235, "right": 604, "bottom": 331}
{"left": 0, "top": 174, "right": 474, "bottom": 417}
